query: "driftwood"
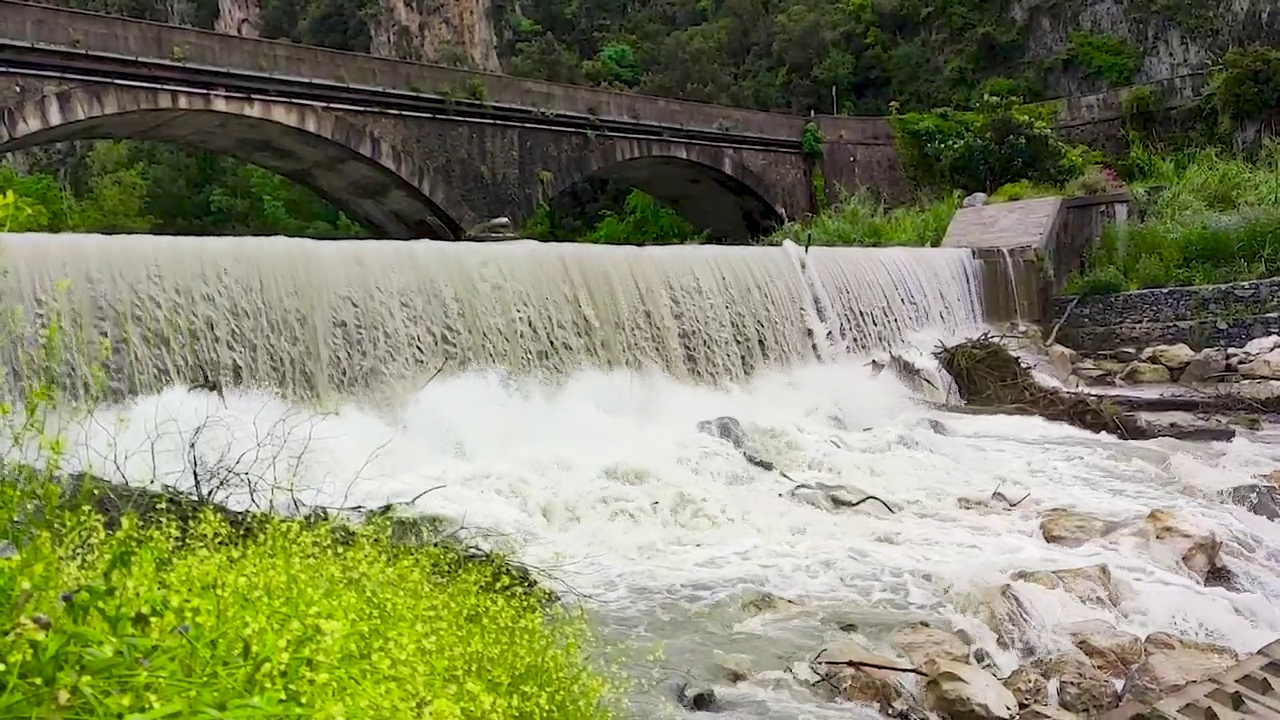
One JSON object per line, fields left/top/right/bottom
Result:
{"left": 934, "top": 336, "right": 1236, "bottom": 442}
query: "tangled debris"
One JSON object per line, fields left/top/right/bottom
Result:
{"left": 934, "top": 336, "right": 1235, "bottom": 442}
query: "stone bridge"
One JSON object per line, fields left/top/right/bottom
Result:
{"left": 0, "top": 1, "right": 905, "bottom": 240}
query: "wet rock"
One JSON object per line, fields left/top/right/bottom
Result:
{"left": 1259, "top": 469, "right": 1280, "bottom": 487}
{"left": 1180, "top": 348, "right": 1228, "bottom": 384}
{"left": 1063, "top": 621, "right": 1144, "bottom": 671}
{"left": 1230, "top": 414, "right": 1264, "bottom": 431}
{"left": 923, "top": 660, "right": 1018, "bottom": 720}
{"left": 1039, "top": 508, "right": 1119, "bottom": 548}
{"left": 1204, "top": 562, "right": 1244, "bottom": 592}
{"left": 1242, "top": 335, "right": 1280, "bottom": 357}
{"left": 1113, "top": 347, "right": 1141, "bottom": 363}
{"left": 1141, "top": 343, "right": 1197, "bottom": 371}
{"left": 1121, "top": 632, "right": 1239, "bottom": 706}
{"left": 811, "top": 639, "right": 912, "bottom": 711}
{"left": 1128, "top": 509, "right": 1222, "bottom": 582}
{"left": 465, "top": 216, "right": 515, "bottom": 239}
{"left": 1002, "top": 666, "right": 1047, "bottom": 709}
{"left": 1239, "top": 348, "right": 1280, "bottom": 379}
{"left": 1223, "top": 484, "right": 1280, "bottom": 520}
{"left": 1012, "top": 564, "right": 1119, "bottom": 609}
{"left": 888, "top": 622, "right": 970, "bottom": 666}
{"left": 1048, "top": 345, "right": 1079, "bottom": 381}
{"left": 712, "top": 652, "right": 753, "bottom": 684}
{"left": 738, "top": 589, "right": 798, "bottom": 617}
{"left": 1120, "top": 362, "right": 1172, "bottom": 384}
{"left": 1071, "top": 360, "right": 1113, "bottom": 385}
{"left": 1040, "top": 653, "right": 1120, "bottom": 714}
{"left": 674, "top": 681, "right": 720, "bottom": 712}
{"left": 968, "top": 584, "right": 1044, "bottom": 656}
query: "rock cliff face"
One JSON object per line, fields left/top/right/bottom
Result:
{"left": 367, "top": 0, "right": 502, "bottom": 71}
{"left": 1012, "top": 0, "right": 1278, "bottom": 97}
{"left": 206, "top": 0, "right": 502, "bottom": 71}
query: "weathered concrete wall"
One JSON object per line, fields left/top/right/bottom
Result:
{"left": 1048, "top": 192, "right": 1131, "bottom": 293}
{"left": 814, "top": 116, "right": 908, "bottom": 206}
{"left": 1051, "top": 279, "right": 1280, "bottom": 352}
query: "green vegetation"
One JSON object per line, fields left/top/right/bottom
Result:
{"left": 1069, "top": 142, "right": 1280, "bottom": 294}
{"left": 891, "top": 96, "right": 1090, "bottom": 194}
{"left": 1067, "top": 32, "right": 1144, "bottom": 86}
{"left": 0, "top": 141, "right": 363, "bottom": 237}
{"left": 771, "top": 192, "right": 960, "bottom": 247}
{"left": 525, "top": 188, "right": 707, "bottom": 244}
{"left": 0, "top": 288, "right": 618, "bottom": 717}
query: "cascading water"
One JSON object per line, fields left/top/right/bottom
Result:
{"left": 0, "top": 233, "right": 983, "bottom": 400}
{"left": 2, "top": 232, "right": 1279, "bottom": 720}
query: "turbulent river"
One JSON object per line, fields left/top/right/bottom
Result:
{"left": 2, "top": 233, "right": 1279, "bottom": 718}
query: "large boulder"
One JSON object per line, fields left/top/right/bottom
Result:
{"left": 1141, "top": 343, "right": 1197, "bottom": 371}
{"left": 1121, "top": 632, "right": 1239, "bottom": 706}
{"left": 1048, "top": 345, "right": 1080, "bottom": 382}
{"left": 1242, "top": 335, "right": 1280, "bottom": 356}
{"left": 1125, "top": 509, "right": 1222, "bottom": 582}
{"left": 1180, "top": 348, "right": 1227, "bottom": 384}
{"left": 1001, "top": 666, "right": 1047, "bottom": 709}
{"left": 888, "top": 622, "right": 971, "bottom": 666}
{"left": 1064, "top": 620, "right": 1145, "bottom": 673}
{"left": 1039, "top": 508, "right": 1121, "bottom": 548}
{"left": 1040, "top": 653, "right": 1120, "bottom": 715}
{"left": 922, "top": 660, "right": 1019, "bottom": 720}
{"left": 1011, "top": 564, "right": 1119, "bottom": 610}
{"left": 1239, "top": 348, "right": 1280, "bottom": 379}
{"left": 1120, "top": 361, "right": 1172, "bottom": 384}
{"left": 1224, "top": 484, "right": 1280, "bottom": 520}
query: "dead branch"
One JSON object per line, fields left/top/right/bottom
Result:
{"left": 813, "top": 657, "right": 927, "bottom": 677}
{"left": 990, "top": 481, "right": 1031, "bottom": 508}
{"left": 833, "top": 494, "right": 896, "bottom": 514}
{"left": 1044, "top": 296, "right": 1080, "bottom": 348}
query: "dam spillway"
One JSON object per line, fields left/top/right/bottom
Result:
{"left": 0, "top": 233, "right": 983, "bottom": 399}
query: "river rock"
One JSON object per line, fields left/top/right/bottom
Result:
{"left": 1224, "top": 483, "right": 1280, "bottom": 520}
{"left": 888, "top": 622, "right": 970, "bottom": 666}
{"left": 465, "top": 216, "right": 515, "bottom": 239}
{"left": 1040, "top": 653, "right": 1120, "bottom": 714}
{"left": 923, "top": 660, "right": 1018, "bottom": 720}
{"left": 811, "top": 639, "right": 911, "bottom": 711}
{"left": 737, "top": 588, "right": 798, "bottom": 616}
{"left": 1001, "top": 666, "right": 1047, "bottom": 709}
{"left": 1242, "top": 335, "right": 1280, "bottom": 356}
{"left": 1126, "top": 509, "right": 1222, "bottom": 582}
{"left": 1039, "top": 508, "right": 1120, "bottom": 548}
{"left": 1064, "top": 620, "right": 1144, "bottom": 671}
{"left": 1141, "top": 343, "right": 1197, "bottom": 371}
{"left": 968, "top": 584, "right": 1043, "bottom": 656}
{"left": 1180, "top": 348, "right": 1228, "bottom": 384}
{"left": 1239, "top": 348, "right": 1280, "bottom": 379}
{"left": 1011, "top": 564, "right": 1119, "bottom": 609}
{"left": 711, "top": 652, "right": 753, "bottom": 683}
{"left": 1121, "top": 632, "right": 1239, "bottom": 706}
{"left": 1048, "top": 345, "right": 1079, "bottom": 381}
{"left": 1120, "top": 361, "right": 1172, "bottom": 384}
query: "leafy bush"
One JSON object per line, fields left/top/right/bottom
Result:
{"left": 0, "top": 294, "right": 620, "bottom": 718}
{"left": 770, "top": 191, "right": 960, "bottom": 247}
{"left": 1208, "top": 45, "right": 1280, "bottom": 132}
{"left": 891, "top": 96, "right": 1087, "bottom": 194}
{"left": 1067, "top": 32, "right": 1144, "bottom": 86}
{"left": 524, "top": 189, "right": 707, "bottom": 244}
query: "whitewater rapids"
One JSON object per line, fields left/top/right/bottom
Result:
{"left": 13, "top": 354, "right": 1280, "bottom": 718}
{"left": 2, "top": 231, "right": 1279, "bottom": 717}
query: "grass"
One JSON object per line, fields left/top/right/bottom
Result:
{"left": 769, "top": 191, "right": 962, "bottom": 247}
{"left": 0, "top": 293, "right": 621, "bottom": 718}
{"left": 1068, "top": 142, "right": 1280, "bottom": 294}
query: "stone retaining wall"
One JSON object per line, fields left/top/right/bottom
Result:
{"left": 1051, "top": 279, "right": 1280, "bottom": 352}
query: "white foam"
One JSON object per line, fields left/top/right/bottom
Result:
{"left": 10, "top": 358, "right": 1280, "bottom": 718}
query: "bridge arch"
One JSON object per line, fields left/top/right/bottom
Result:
{"left": 544, "top": 146, "right": 787, "bottom": 241}
{"left": 0, "top": 86, "right": 475, "bottom": 239}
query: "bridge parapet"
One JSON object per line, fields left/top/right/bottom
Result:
{"left": 0, "top": 0, "right": 803, "bottom": 140}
